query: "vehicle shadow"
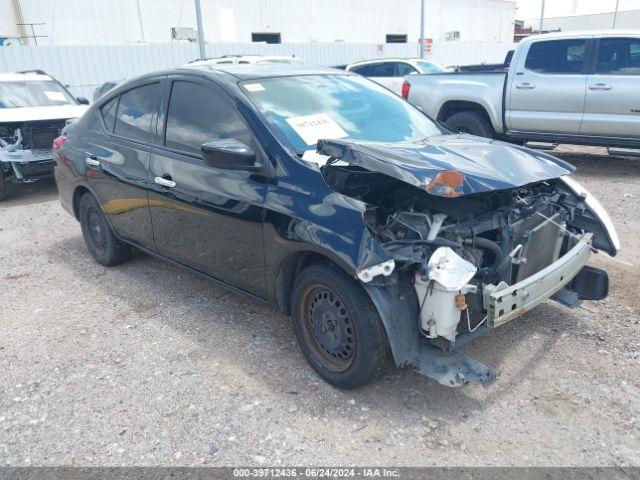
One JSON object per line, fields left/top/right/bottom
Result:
{"left": 49, "top": 234, "right": 590, "bottom": 425}
{"left": 0, "top": 178, "right": 58, "bottom": 207}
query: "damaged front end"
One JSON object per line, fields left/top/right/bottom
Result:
{"left": 318, "top": 137, "right": 617, "bottom": 387}
{"left": 0, "top": 121, "right": 67, "bottom": 185}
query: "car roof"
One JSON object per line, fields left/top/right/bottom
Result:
{"left": 519, "top": 29, "right": 640, "bottom": 44}
{"left": 97, "top": 64, "right": 351, "bottom": 103}
{"left": 179, "top": 63, "right": 347, "bottom": 80}
{"left": 187, "top": 55, "right": 304, "bottom": 66}
{"left": 0, "top": 72, "right": 53, "bottom": 82}
{"left": 347, "top": 58, "right": 436, "bottom": 67}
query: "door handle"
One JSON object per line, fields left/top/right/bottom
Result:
{"left": 589, "top": 83, "right": 612, "bottom": 90}
{"left": 516, "top": 82, "right": 535, "bottom": 89}
{"left": 154, "top": 175, "right": 176, "bottom": 188}
{"left": 85, "top": 155, "right": 100, "bottom": 167}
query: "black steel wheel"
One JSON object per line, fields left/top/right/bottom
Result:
{"left": 303, "top": 285, "right": 356, "bottom": 372}
{"left": 291, "top": 263, "right": 389, "bottom": 389}
{"left": 78, "top": 193, "right": 131, "bottom": 266}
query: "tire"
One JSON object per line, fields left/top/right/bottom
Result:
{"left": 78, "top": 193, "right": 131, "bottom": 266}
{"left": 291, "top": 263, "right": 389, "bottom": 389}
{"left": 445, "top": 111, "right": 494, "bottom": 138}
{"left": 0, "top": 168, "right": 7, "bottom": 201}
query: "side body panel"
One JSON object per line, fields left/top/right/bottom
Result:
{"left": 86, "top": 136, "right": 154, "bottom": 249}
{"left": 147, "top": 149, "right": 269, "bottom": 296}
{"left": 261, "top": 154, "right": 394, "bottom": 303}
{"left": 56, "top": 101, "right": 156, "bottom": 251}
{"left": 406, "top": 73, "right": 506, "bottom": 133}
{"left": 147, "top": 75, "right": 269, "bottom": 297}
{"left": 368, "top": 76, "right": 404, "bottom": 95}
{"left": 505, "top": 38, "right": 589, "bottom": 134}
{"left": 581, "top": 36, "right": 640, "bottom": 137}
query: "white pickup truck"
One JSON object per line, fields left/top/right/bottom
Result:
{"left": 403, "top": 31, "right": 640, "bottom": 149}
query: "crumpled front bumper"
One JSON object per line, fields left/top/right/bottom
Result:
{"left": 1, "top": 149, "right": 55, "bottom": 183}
{"left": 0, "top": 148, "right": 54, "bottom": 164}
{"left": 483, "top": 232, "right": 593, "bottom": 328}
{"left": 365, "top": 232, "right": 596, "bottom": 389}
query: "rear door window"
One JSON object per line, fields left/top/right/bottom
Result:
{"left": 113, "top": 83, "right": 159, "bottom": 142}
{"left": 367, "top": 62, "right": 396, "bottom": 77}
{"left": 351, "top": 62, "right": 396, "bottom": 77}
{"left": 164, "top": 81, "right": 253, "bottom": 156}
{"left": 349, "top": 64, "right": 376, "bottom": 76}
{"left": 596, "top": 38, "right": 640, "bottom": 75}
{"left": 525, "top": 39, "right": 586, "bottom": 74}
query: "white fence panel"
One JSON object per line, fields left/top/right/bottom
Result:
{"left": 0, "top": 41, "right": 514, "bottom": 100}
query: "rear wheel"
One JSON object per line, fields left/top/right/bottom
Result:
{"left": 78, "top": 193, "right": 131, "bottom": 266}
{"left": 291, "top": 263, "right": 389, "bottom": 389}
{"left": 445, "top": 111, "right": 494, "bottom": 138}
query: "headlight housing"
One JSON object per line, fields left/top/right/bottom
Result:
{"left": 560, "top": 175, "right": 620, "bottom": 255}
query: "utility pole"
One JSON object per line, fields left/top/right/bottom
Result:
{"left": 539, "top": 0, "right": 545, "bottom": 33}
{"left": 134, "top": 0, "right": 146, "bottom": 42}
{"left": 419, "top": 0, "right": 425, "bottom": 58}
{"left": 9, "top": 0, "right": 29, "bottom": 45}
{"left": 195, "top": 0, "right": 206, "bottom": 60}
{"left": 612, "top": 0, "right": 620, "bottom": 28}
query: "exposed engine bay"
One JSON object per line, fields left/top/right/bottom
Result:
{"left": 321, "top": 161, "right": 611, "bottom": 352}
{"left": 0, "top": 120, "right": 66, "bottom": 184}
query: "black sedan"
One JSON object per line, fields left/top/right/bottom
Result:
{"left": 53, "top": 64, "right": 618, "bottom": 389}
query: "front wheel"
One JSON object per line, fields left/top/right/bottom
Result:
{"left": 291, "top": 263, "right": 389, "bottom": 389}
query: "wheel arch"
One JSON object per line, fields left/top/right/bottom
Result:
{"left": 72, "top": 185, "right": 93, "bottom": 219}
{"left": 437, "top": 100, "right": 500, "bottom": 133}
{"left": 275, "top": 249, "right": 354, "bottom": 316}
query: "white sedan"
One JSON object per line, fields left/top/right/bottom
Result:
{"left": 345, "top": 58, "right": 448, "bottom": 95}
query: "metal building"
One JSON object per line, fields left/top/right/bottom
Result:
{"left": 0, "top": 0, "right": 516, "bottom": 46}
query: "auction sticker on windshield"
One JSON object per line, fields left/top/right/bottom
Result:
{"left": 44, "top": 91, "right": 66, "bottom": 101}
{"left": 286, "top": 113, "right": 348, "bottom": 146}
{"left": 244, "top": 83, "right": 265, "bottom": 92}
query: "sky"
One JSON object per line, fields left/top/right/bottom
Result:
{"left": 516, "top": 0, "right": 640, "bottom": 19}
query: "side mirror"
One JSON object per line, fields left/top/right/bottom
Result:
{"left": 201, "top": 138, "right": 257, "bottom": 170}
{"left": 408, "top": 71, "right": 419, "bottom": 75}
{"left": 76, "top": 96, "right": 90, "bottom": 105}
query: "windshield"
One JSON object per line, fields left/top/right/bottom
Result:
{"left": 0, "top": 80, "right": 77, "bottom": 108}
{"left": 243, "top": 74, "right": 442, "bottom": 154}
{"left": 417, "top": 62, "right": 444, "bottom": 74}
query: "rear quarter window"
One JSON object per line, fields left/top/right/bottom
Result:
{"left": 100, "top": 97, "right": 118, "bottom": 132}
{"left": 113, "top": 83, "right": 159, "bottom": 142}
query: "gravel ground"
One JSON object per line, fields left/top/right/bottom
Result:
{"left": 0, "top": 146, "right": 639, "bottom": 467}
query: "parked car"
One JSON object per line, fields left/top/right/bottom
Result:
{"left": 54, "top": 64, "right": 617, "bottom": 389}
{"left": 403, "top": 31, "right": 640, "bottom": 149}
{"left": 453, "top": 50, "right": 514, "bottom": 73}
{"left": 0, "top": 71, "right": 89, "bottom": 200}
{"left": 345, "top": 58, "right": 447, "bottom": 95}
{"left": 186, "top": 55, "right": 305, "bottom": 67}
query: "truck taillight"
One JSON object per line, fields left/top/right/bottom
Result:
{"left": 52, "top": 135, "right": 67, "bottom": 150}
{"left": 401, "top": 80, "right": 410, "bottom": 99}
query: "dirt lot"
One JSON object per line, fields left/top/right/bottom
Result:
{"left": 0, "top": 146, "right": 639, "bottom": 467}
